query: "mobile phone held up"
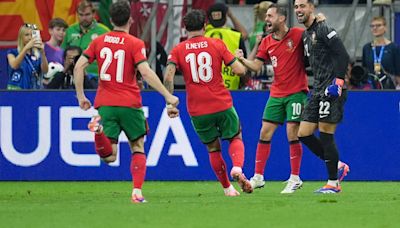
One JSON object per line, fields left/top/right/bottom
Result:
{"left": 32, "top": 29, "right": 41, "bottom": 41}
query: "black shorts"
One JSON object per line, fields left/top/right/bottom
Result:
{"left": 301, "top": 90, "right": 347, "bottom": 123}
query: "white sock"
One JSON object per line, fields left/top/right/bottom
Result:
{"left": 224, "top": 184, "right": 236, "bottom": 193}
{"left": 327, "top": 180, "right": 339, "bottom": 187}
{"left": 132, "top": 188, "right": 142, "bottom": 196}
{"left": 254, "top": 173, "right": 264, "bottom": 180}
{"left": 289, "top": 174, "right": 300, "bottom": 182}
{"left": 231, "top": 166, "right": 242, "bottom": 173}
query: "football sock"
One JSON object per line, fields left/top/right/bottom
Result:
{"left": 228, "top": 138, "right": 244, "bottom": 167}
{"left": 289, "top": 140, "right": 302, "bottom": 176}
{"left": 132, "top": 188, "right": 143, "bottom": 196}
{"left": 209, "top": 151, "right": 231, "bottom": 188}
{"left": 254, "top": 140, "right": 271, "bottom": 175}
{"left": 223, "top": 185, "right": 238, "bottom": 195}
{"left": 298, "top": 134, "right": 325, "bottom": 160}
{"left": 290, "top": 174, "right": 300, "bottom": 182}
{"left": 131, "top": 152, "right": 147, "bottom": 189}
{"left": 94, "top": 132, "right": 113, "bottom": 158}
{"left": 320, "top": 132, "right": 339, "bottom": 180}
{"left": 327, "top": 180, "right": 339, "bottom": 187}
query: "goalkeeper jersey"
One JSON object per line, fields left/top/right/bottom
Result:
{"left": 302, "top": 20, "right": 349, "bottom": 95}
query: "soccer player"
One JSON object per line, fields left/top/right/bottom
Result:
{"left": 235, "top": 4, "right": 308, "bottom": 194}
{"left": 74, "top": 1, "right": 179, "bottom": 203}
{"left": 164, "top": 9, "right": 253, "bottom": 196}
{"left": 294, "top": 0, "right": 350, "bottom": 193}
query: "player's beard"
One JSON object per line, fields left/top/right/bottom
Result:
{"left": 269, "top": 23, "right": 279, "bottom": 34}
{"left": 296, "top": 13, "right": 308, "bottom": 24}
{"left": 266, "top": 21, "right": 278, "bottom": 33}
{"left": 80, "top": 20, "right": 93, "bottom": 29}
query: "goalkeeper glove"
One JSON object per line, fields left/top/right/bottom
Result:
{"left": 325, "top": 78, "right": 344, "bottom": 97}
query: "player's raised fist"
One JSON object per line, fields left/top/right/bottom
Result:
{"left": 167, "top": 107, "right": 180, "bottom": 118}
{"left": 78, "top": 97, "right": 92, "bottom": 110}
{"left": 166, "top": 95, "right": 179, "bottom": 108}
{"left": 235, "top": 49, "right": 244, "bottom": 59}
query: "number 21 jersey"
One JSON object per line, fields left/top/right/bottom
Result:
{"left": 84, "top": 31, "right": 147, "bottom": 108}
{"left": 168, "top": 36, "right": 236, "bottom": 116}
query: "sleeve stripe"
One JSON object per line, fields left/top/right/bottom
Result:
{"left": 135, "top": 59, "right": 147, "bottom": 67}
{"left": 167, "top": 61, "right": 177, "bottom": 66}
{"left": 83, "top": 53, "right": 90, "bottom": 59}
{"left": 256, "top": 56, "right": 266, "bottom": 62}
{"left": 225, "top": 57, "right": 237, "bottom": 66}
{"left": 327, "top": 31, "right": 337, "bottom": 39}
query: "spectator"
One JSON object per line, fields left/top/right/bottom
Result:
{"left": 205, "top": 3, "right": 248, "bottom": 90}
{"left": 248, "top": 1, "right": 273, "bottom": 51}
{"left": 7, "top": 24, "right": 48, "bottom": 89}
{"left": 45, "top": 18, "right": 68, "bottom": 65}
{"left": 45, "top": 46, "right": 95, "bottom": 89}
{"left": 362, "top": 16, "right": 400, "bottom": 89}
{"left": 61, "top": 0, "right": 110, "bottom": 87}
{"left": 345, "top": 61, "right": 382, "bottom": 90}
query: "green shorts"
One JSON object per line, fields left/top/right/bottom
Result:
{"left": 98, "top": 106, "right": 148, "bottom": 142}
{"left": 191, "top": 107, "right": 240, "bottom": 144}
{"left": 263, "top": 92, "right": 307, "bottom": 124}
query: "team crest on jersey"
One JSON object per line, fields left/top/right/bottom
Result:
{"left": 286, "top": 39, "right": 294, "bottom": 51}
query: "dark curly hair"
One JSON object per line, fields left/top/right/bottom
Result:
{"left": 110, "top": 0, "right": 131, "bottom": 27}
{"left": 183, "top": 10, "right": 206, "bottom": 32}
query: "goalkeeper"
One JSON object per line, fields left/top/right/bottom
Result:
{"left": 294, "top": 0, "right": 350, "bottom": 193}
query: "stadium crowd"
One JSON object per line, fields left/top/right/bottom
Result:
{"left": 4, "top": 0, "right": 400, "bottom": 90}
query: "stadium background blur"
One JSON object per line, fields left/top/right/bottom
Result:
{"left": 0, "top": 0, "right": 399, "bottom": 182}
{"left": 1, "top": 0, "right": 400, "bottom": 89}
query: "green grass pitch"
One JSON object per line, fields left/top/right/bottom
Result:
{"left": 0, "top": 181, "right": 399, "bottom": 228}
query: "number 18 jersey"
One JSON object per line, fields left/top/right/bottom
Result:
{"left": 168, "top": 36, "right": 236, "bottom": 116}
{"left": 84, "top": 31, "right": 147, "bottom": 108}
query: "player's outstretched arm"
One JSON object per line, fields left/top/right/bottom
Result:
{"left": 162, "top": 63, "right": 179, "bottom": 118}
{"left": 137, "top": 61, "right": 179, "bottom": 107}
{"left": 74, "top": 55, "right": 92, "bottom": 110}
{"left": 163, "top": 63, "right": 176, "bottom": 94}
{"left": 235, "top": 49, "right": 264, "bottom": 72}
{"left": 230, "top": 59, "right": 247, "bottom": 76}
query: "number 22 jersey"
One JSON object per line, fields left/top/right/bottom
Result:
{"left": 84, "top": 31, "right": 147, "bottom": 109}
{"left": 168, "top": 36, "right": 237, "bottom": 116}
